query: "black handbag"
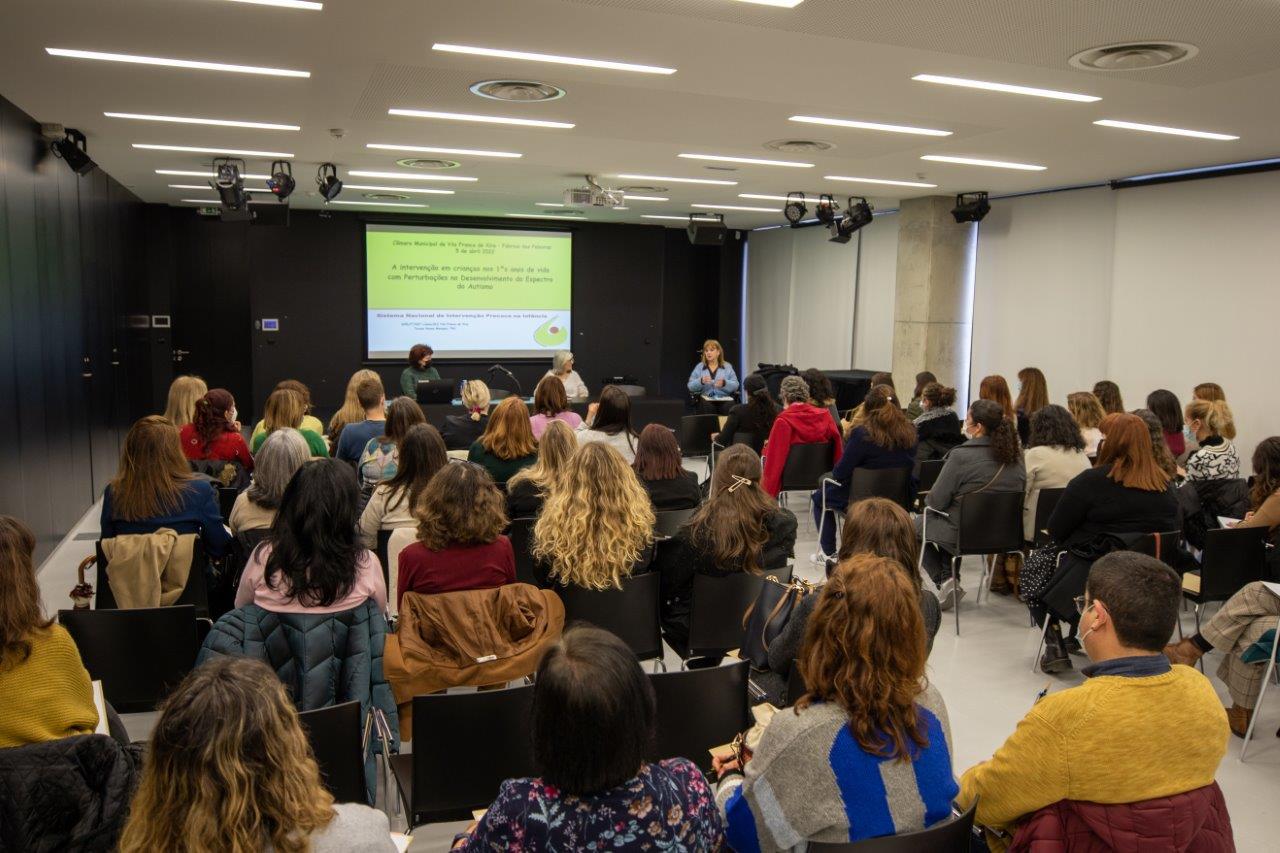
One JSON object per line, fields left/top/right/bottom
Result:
{"left": 741, "top": 575, "right": 815, "bottom": 670}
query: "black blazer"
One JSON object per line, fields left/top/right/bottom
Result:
{"left": 441, "top": 413, "right": 488, "bottom": 450}
{"left": 1047, "top": 465, "right": 1180, "bottom": 551}
{"left": 641, "top": 470, "right": 702, "bottom": 512}
{"left": 718, "top": 403, "right": 776, "bottom": 453}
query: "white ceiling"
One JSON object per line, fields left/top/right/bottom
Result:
{"left": 4, "top": 0, "right": 1280, "bottom": 229}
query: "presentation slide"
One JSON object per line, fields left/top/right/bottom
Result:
{"left": 365, "top": 224, "right": 573, "bottom": 359}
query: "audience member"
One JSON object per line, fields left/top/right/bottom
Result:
{"left": 960, "top": 553, "right": 1229, "bottom": 848}
{"left": 1183, "top": 398, "right": 1240, "bottom": 481}
{"left": 358, "top": 423, "right": 447, "bottom": 548}
{"left": 0, "top": 515, "right": 97, "bottom": 748}
{"left": 979, "top": 374, "right": 1027, "bottom": 445}
{"left": 229, "top": 428, "right": 310, "bottom": 535}
{"left": 656, "top": 445, "right": 796, "bottom": 657}
{"left": 761, "top": 375, "right": 843, "bottom": 496}
{"left": 801, "top": 367, "right": 841, "bottom": 431}
{"left": 905, "top": 370, "right": 937, "bottom": 420}
{"left": 912, "top": 381, "right": 964, "bottom": 470}
{"left": 180, "top": 388, "right": 254, "bottom": 470}
{"left": 356, "top": 396, "right": 426, "bottom": 490}
{"left": 327, "top": 368, "right": 382, "bottom": 450}
{"left": 1194, "top": 381, "right": 1228, "bottom": 404}
{"left": 533, "top": 443, "right": 655, "bottom": 589}
{"left": 1146, "top": 389, "right": 1187, "bottom": 458}
{"left": 251, "top": 387, "right": 329, "bottom": 458}
{"left": 716, "top": 372, "right": 778, "bottom": 453}
{"left": 1015, "top": 366, "right": 1050, "bottom": 420}
{"left": 468, "top": 396, "right": 539, "bottom": 485}
{"left": 397, "top": 462, "right": 513, "bottom": 606}
{"left": 1133, "top": 408, "right": 1179, "bottom": 480}
{"left": 102, "top": 416, "right": 231, "bottom": 557}
{"left": 399, "top": 343, "right": 440, "bottom": 398}
{"left": 1067, "top": 390, "right": 1106, "bottom": 457}
{"left": 1093, "top": 379, "right": 1125, "bottom": 415}
{"left": 812, "top": 384, "right": 916, "bottom": 557}
{"left": 576, "top": 384, "right": 640, "bottom": 463}
{"left": 687, "top": 338, "right": 739, "bottom": 403}
{"left": 916, "top": 399, "right": 1025, "bottom": 608}
{"left": 841, "top": 370, "right": 896, "bottom": 434}
{"left": 528, "top": 374, "right": 582, "bottom": 438}
{"left": 632, "top": 423, "right": 701, "bottom": 511}
{"left": 250, "top": 379, "right": 324, "bottom": 445}
{"left": 235, "top": 459, "right": 387, "bottom": 614}
{"left": 454, "top": 626, "right": 723, "bottom": 851}
{"left": 162, "top": 374, "right": 207, "bottom": 429}
{"left": 442, "top": 379, "right": 491, "bottom": 450}
{"left": 546, "top": 349, "right": 588, "bottom": 400}
{"left": 715, "top": 554, "right": 957, "bottom": 850}
{"left": 1021, "top": 414, "right": 1177, "bottom": 673}
{"left": 333, "top": 376, "right": 387, "bottom": 466}
{"left": 118, "top": 657, "right": 395, "bottom": 853}
{"left": 506, "top": 420, "right": 575, "bottom": 518}
{"left": 1022, "top": 404, "right": 1090, "bottom": 545}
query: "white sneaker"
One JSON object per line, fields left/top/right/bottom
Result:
{"left": 809, "top": 550, "right": 827, "bottom": 565}
{"left": 937, "top": 579, "right": 967, "bottom": 611}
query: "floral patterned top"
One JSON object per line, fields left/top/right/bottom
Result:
{"left": 457, "top": 758, "right": 724, "bottom": 851}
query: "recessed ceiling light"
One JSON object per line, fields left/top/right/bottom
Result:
{"left": 1093, "top": 119, "right": 1238, "bottom": 141}
{"left": 388, "top": 108, "right": 574, "bottom": 129}
{"left": 432, "top": 43, "right": 675, "bottom": 75}
{"left": 536, "top": 202, "right": 566, "bottom": 207}
{"left": 367, "top": 143, "right": 521, "bottom": 158}
{"left": 623, "top": 195, "right": 668, "bottom": 201}
{"left": 643, "top": 214, "right": 721, "bottom": 221}
{"left": 678, "top": 153, "right": 812, "bottom": 169}
{"left": 179, "top": 197, "right": 272, "bottom": 204}
{"left": 920, "top": 154, "right": 1046, "bottom": 171}
{"left": 790, "top": 115, "right": 952, "bottom": 136}
{"left": 911, "top": 74, "right": 1100, "bottom": 103}
{"left": 692, "top": 203, "right": 776, "bottom": 212}
{"left": 328, "top": 200, "right": 429, "bottom": 208}
{"left": 157, "top": 169, "right": 271, "bottom": 179}
{"left": 342, "top": 184, "right": 457, "bottom": 195}
{"left": 615, "top": 173, "right": 737, "bottom": 186}
{"left": 731, "top": 0, "right": 805, "bottom": 7}
{"left": 822, "top": 175, "right": 938, "bottom": 188}
{"left": 134, "top": 143, "right": 294, "bottom": 157}
{"left": 105, "top": 112, "right": 299, "bottom": 130}
{"left": 348, "top": 170, "right": 478, "bottom": 182}
{"left": 46, "top": 47, "right": 309, "bottom": 77}
{"left": 221, "top": 0, "right": 323, "bottom": 9}
{"left": 738, "top": 193, "right": 817, "bottom": 202}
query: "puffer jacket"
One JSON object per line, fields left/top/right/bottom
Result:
{"left": 0, "top": 734, "right": 142, "bottom": 853}
{"left": 1178, "top": 478, "right": 1251, "bottom": 551}
{"left": 1008, "top": 782, "right": 1234, "bottom": 853}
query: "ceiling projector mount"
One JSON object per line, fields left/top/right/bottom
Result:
{"left": 564, "top": 174, "right": 626, "bottom": 208}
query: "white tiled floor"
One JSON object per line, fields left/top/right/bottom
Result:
{"left": 37, "top": 485, "right": 1280, "bottom": 852}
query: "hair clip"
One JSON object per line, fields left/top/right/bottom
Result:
{"left": 726, "top": 475, "right": 752, "bottom": 493}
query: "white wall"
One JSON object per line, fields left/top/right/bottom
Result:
{"left": 853, "top": 212, "right": 898, "bottom": 372}
{"left": 745, "top": 227, "right": 795, "bottom": 372}
{"left": 787, "top": 225, "right": 859, "bottom": 368}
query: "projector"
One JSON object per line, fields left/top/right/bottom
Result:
{"left": 564, "top": 175, "right": 626, "bottom": 208}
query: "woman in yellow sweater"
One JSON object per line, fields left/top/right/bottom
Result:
{"left": 0, "top": 516, "right": 98, "bottom": 748}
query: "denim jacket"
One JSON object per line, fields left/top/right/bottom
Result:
{"left": 686, "top": 362, "right": 740, "bottom": 399}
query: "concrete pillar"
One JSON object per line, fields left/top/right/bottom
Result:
{"left": 891, "top": 196, "right": 976, "bottom": 408}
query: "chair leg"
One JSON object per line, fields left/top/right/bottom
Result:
{"left": 817, "top": 489, "right": 827, "bottom": 557}
{"left": 1032, "top": 617, "right": 1052, "bottom": 674}
{"left": 1240, "top": 616, "right": 1280, "bottom": 762}
{"left": 653, "top": 658, "right": 667, "bottom": 673}
{"left": 952, "top": 557, "right": 961, "bottom": 636}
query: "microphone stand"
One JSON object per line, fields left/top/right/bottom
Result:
{"left": 487, "top": 364, "right": 524, "bottom": 396}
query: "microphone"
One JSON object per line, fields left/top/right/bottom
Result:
{"left": 486, "top": 363, "right": 523, "bottom": 396}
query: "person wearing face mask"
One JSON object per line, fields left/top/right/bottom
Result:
{"left": 179, "top": 388, "right": 253, "bottom": 471}
{"left": 399, "top": 343, "right": 441, "bottom": 398}
{"left": 958, "top": 552, "right": 1231, "bottom": 850}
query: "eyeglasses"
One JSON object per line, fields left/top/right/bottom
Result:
{"left": 1073, "top": 595, "right": 1091, "bottom": 615}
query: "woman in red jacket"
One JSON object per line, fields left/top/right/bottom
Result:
{"left": 179, "top": 388, "right": 253, "bottom": 471}
{"left": 761, "top": 375, "right": 843, "bottom": 496}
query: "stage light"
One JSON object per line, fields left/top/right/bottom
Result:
{"left": 316, "top": 162, "right": 343, "bottom": 202}
{"left": 829, "top": 197, "right": 873, "bottom": 244}
{"left": 266, "top": 160, "right": 295, "bottom": 201}
{"left": 50, "top": 128, "right": 96, "bottom": 175}
{"left": 814, "top": 193, "right": 838, "bottom": 225}
{"left": 951, "top": 191, "right": 991, "bottom": 223}
{"left": 783, "top": 192, "right": 807, "bottom": 226}
{"left": 211, "top": 157, "right": 248, "bottom": 208}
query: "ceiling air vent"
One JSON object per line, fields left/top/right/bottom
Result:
{"left": 764, "top": 139, "right": 835, "bottom": 153}
{"left": 470, "top": 80, "right": 566, "bottom": 102}
{"left": 1069, "top": 42, "right": 1198, "bottom": 71}
{"left": 395, "top": 158, "right": 461, "bottom": 170}
{"left": 364, "top": 193, "right": 410, "bottom": 201}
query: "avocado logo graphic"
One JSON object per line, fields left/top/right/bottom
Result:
{"left": 534, "top": 316, "right": 568, "bottom": 347}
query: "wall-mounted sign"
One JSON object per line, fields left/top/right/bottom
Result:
{"left": 151, "top": 315, "right": 171, "bottom": 328}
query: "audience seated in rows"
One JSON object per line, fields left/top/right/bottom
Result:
{"left": 250, "top": 379, "right": 325, "bottom": 446}
{"left": 904, "top": 369, "right": 936, "bottom": 420}
{"left": 1067, "top": 391, "right": 1106, "bottom": 457}
{"left": 715, "top": 372, "right": 778, "bottom": 453}
{"left": 1133, "top": 408, "right": 1180, "bottom": 480}
{"left": 980, "top": 374, "right": 1028, "bottom": 446}
{"left": 528, "top": 373, "right": 582, "bottom": 438}
{"left": 506, "top": 419, "right": 575, "bottom": 518}
{"left": 327, "top": 368, "right": 382, "bottom": 450}
{"left": 1093, "top": 379, "right": 1125, "bottom": 415}
{"left": 633, "top": 423, "right": 701, "bottom": 511}
{"left": 230, "top": 428, "right": 311, "bottom": 535}
{"left": 468, "top": 396, "right": 538, "bottom": 486}
{"left": 1183, "top": 398, "right": 1240, "bottom": 482}
{"left": 1193, "top": 380, "right": 1231, "bottom": 409}
{"left": 179, "top": 388, "right": 254, "bottom": 471}
{"left": 162, "top": 374, "right": 206, "bottom": 430}
{"left": 761, "top": 375, "right": 843, "bottom": 497}
{"left": 1146, "top": 388, "right": 1187, "bottom": 459}
{"left": 1022, "top": 404, "right": 1090, "bottom": 545}
{"left": 800, "top": 367, "right": 841, "bottom": 432}
{"left": 841, "top": 370, "right": 895, "bottom": 435}
{"left": 442, "top": 379, "right": 491, "bottom": 450}
{"left": 715, "top": 554, "right": 957, "bottom": 850}
{"left": 253, "top": 387, "right": 330, "bottom": 458}
{"left": 358, "top": 423, "right": 447, "bottom": 548}
{"left": 1015, "top": 366, "right": 1050, "bottom": 423}
{"left": 912, "top": 381, "right": 964, "bottom": 472}
{"left": 334, "top": 377, "right": 388, "bottom": 466}
{"left": 655, "top": 445, "right": 796, "bottom": 657}
{"left": 356, "top": 397, "right": 426, "bottom": 491}
{"left": 577, "top": 384, "right": 640, "bottom": 463}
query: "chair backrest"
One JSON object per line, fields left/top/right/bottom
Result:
{"left": 375, "top": 529, "right": 393, "bottom": 588}
{"left": 409, "top": 685, "right": 535, "bottom": 821}
{"left": 780, "top": 442, "right": 835, "bottom": 493}
{"left": 614, "top": 384, "right": 646, "bottom": 397}
{"left": 297, "top": 700, "right": 366, "bottom": 804}
{"left": 1033, "top": 488, "right": 1066, "bottom": 547}
{"left": 955, "top": 491, "right": 1024, "bottom": 555}
{"left": 731, "top": 431, "right": 759, "bottom": 453}
{"left": 386, "top": 527, "right": 417, "bottom": 616}
{"left": 218, "top": 487, "right": 238, "bottom": 522}
{"left": 807, "top": 800, "right": 978, "bottom": 852}
{"left": 916, "top": 458, "right": 946, "bottom": 495}
{"left": 785, "top": 661, "right": 807, "bottom": 707}
{"left": 649, "top": 660, "right": 750, "bottom": 773}
{"left": 507, "top": 517, "right": 541, "bottom": 586}
{"left": 678, "top": 415, "right": 720, "bottom": 457}
{"left": 1130, "top": 529, "right": 1183, "bottom": 570}
{"left": 94, "top": 538, "right": 211, "bottom": 619}
{"left": 654, "top": 506, "right": 697, "bottom": 539}
{"left": 59, "top": 605, "right": 201, "bottom": 713}
{"left": 687, "top": 572, "right": 764, "bottom": 658}
{"left": 1199, "top": 526, "right": 1268, "bottom": 601}
{"left": 848, "top": 467, "right": 913, "bottom": 511}
{"left": 558, "top": 572, "right": 662, "bottom": 662}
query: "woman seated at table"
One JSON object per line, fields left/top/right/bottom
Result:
{"left": 529, "top": 374, "right": 582, "bottom": 439}
{"left": 633, "top": 424, "right": 701, "bottom": 512}
{"left": 399, "top": 343, "right": 440, "bottom": 398}
{"left": 546, "top": 350, "right": 588, "bottom": 400}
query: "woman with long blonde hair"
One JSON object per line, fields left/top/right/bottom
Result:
{"left": 162, "top": 375, "right": 207, "bottom": 428}
{"left": 468, "top": 396, "right": 539, "bottom": 485}
{"left": 1067, "top": 390, "right": 1106, "bottom": 457}
{"left": 118, "top": 657, "right": 395, "bottom": 853}
{"left": 507, "top": 419, "right": 576, "bottom": 517}
{"left": 533, "top": 442, "right": 656, "bottom": 590}
{"left": 327, "top": 368, "right": 382, "bottom": 449}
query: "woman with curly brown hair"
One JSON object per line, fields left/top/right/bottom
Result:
{"left": 396, "top": 462, "right": 513, "bottom": 607}
{"left": 180, "top": 388, "right": 254, "bottom": 470}
{"left": 1092, "top": 379, "right": 1125, "bottom": 415}
{"left": 118, "top": 657, "right": 395, "bottom": 853}
{"left": 714, "top": 554, "right": 956, "bottom": 850}
{"left": 1067, "top": 390, "right": 1106, "bottom": 457}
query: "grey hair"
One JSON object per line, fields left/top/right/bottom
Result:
{"left": 780, "top": 375, "right": 810, "bottom": 405}
{"left": 246, "top": 428, "right": 311, "bottom": 509}
{"left": 552, "top": 350, "right": 574, "bottom": 373}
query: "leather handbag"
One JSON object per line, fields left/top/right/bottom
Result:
{"left": 741, "top": 575, "right": 815, "bottom": 670}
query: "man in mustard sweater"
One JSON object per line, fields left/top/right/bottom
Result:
{"left": 959, "top": 551, "right": 1229, "bottom": 848}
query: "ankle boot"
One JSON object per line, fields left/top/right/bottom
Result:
{"left": 1040, "top": 622, "right": 1073, "bottom": 675}
{"left": 1007, "top": 551, "right": 1023, "bottom": 598}
{"left": 1227, "top": 704, "right": 1252, "bottom": 738}
{"left": 988, "top": 555, "right": 1011, "bottom": 594}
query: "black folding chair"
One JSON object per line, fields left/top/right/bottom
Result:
{"left": 507, "top": 517, "right": 541, "bottom": 586}
{"left": 847, "top": 466, "right": 914, "bottom": 511}
{"left": 559, "top": 572, "right": 665, "bottom": 669}
{"left": 779, "top": 442, "right": 835, "bottom": 494}
{"left": 390, "top": 686, "right": 535, "bottom": 827}
{"left": 654, "top": 507, "right": 697, "bottom": 539}
{"left": 678, "top": 415, "right": 720, "bottom": 460}
{"left": 1131, "top": 529, "right": 1183, "bottom": 571}
{"left": 1031, "top": 487, "right": 1065, "bottom": 548}
{"left": 1183, "top": 526, "right": 1268, "bottom": 632}
{"left": 649, "top": 660, "right": 750, "bottom": 773}
{"left": 298, "top": 700, "right": 367, "bottom": 805}
{"left": 59, "top": 605, "right": 203, "bottom": 713}
{"left": 921, "top": 490, "right": 1023, "bottom": 635}
{"left": 915, "top": 459, "right": 946, "bottom": 507}
{"left": 808, "top": 800, "right": 977, "bottom": 851}
{"left": 375, "top": 529, "right": 393, "bottom": 588}
{"left": 785, "top": 662, "right": 807, "bottom": 707}
{"left": 93, "top": 539, "right": 212, "bottom": 620}
{"left": 686, "top": 572, "right": 765, "bottom": 664}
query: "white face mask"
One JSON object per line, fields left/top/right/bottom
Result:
{"left": 1078, "top": 602, "right": 1099, "bottom": 655}
{"left": 228, "top": 408, "right": 238, "bottom": 423}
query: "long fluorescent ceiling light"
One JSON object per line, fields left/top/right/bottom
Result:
{"left": 388, "top": 108, "right": 573, "bottom": 129}
{"left": 221, "top": 0, "right": 323, "bottom": 9}
{"left": 692, "top": 203, "right": 776, "bottom": 212}
{"left": 643, "top": 214, "right": 720, "bottom": 221}
{"left": 46, "top": 48, "right": 310, "bottom": 77}
{"left": 679, "top": 153, "right": 812, "bottom": 168}
{"left": 615, "top": 173, "right": 737, "bottom": 185}
{"left": 179, "top": 198, "right": 272, "bottom": 204}
{"left": 506, "top": 213, "right": 586, "bottom": 219}
{"left": 790, "top": 115, "right": 951, "bottom": 136}
{"left": 732, "top": 0, "right": 804, "bottom": 7}
{"left": 623, "top": 195, "right": 668, "bottom": 201}
{"left": 328, "top": 200, "right": 429, "bottom": 208}
{"left": 912, "top": 74, "right": 1099, "bottom": 103}
{"left": 738, "top": 193, "right": 822, "bottom": 202}
{"left": 920, "top": 154, "right": 1046, "bottom": 171}
{"left": 342, "top": 184, "right": 456, "bottom": 195}
{"left": 348, "top": 170, "right": 477, "bottom": 182}
{"left": 822, "top": 175, "right": 938, "bottom": 188}
{"left": 106, "top": 112, "right": 299, "bottom": 130}
{"left": 367, "top": 143, "right": 521, "bottom": 158}
{"left": 168, "top": 183, "right": 270, "bottom": 190}
{"left": 1093, "top": 119, "right": 1238, "bottom": 141}
{"left": 134, "top": 143, "right": 294, "bottom": 157}
{"left": 432, "top": 43, "right": 674, "bottom": 75}
{"left": 157, "top": 169, "right": 271, "bottom": 179}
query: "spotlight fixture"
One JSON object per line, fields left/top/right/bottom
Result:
{"left": 950, "top": 191, "right": 991, "bottom": 223}
{"left": 210, "top": 158, "right": 253, "bottom": 220}
{"left": 50, "top": 128, "right": 97, "bottom": 175}
{"left": 266, "top": 160, "right": 295, "bottom": 201}
{"left": 316, "top": 163, "right": 343, "bottom": 202}
{"left": 829, "top": 196, "right": 873, "bottom": 244}
{"left": 814, "top": 193, "right": 839, "bottom": 225}
{"left": 783, "top": 192, "right": 807, "bottom": 226}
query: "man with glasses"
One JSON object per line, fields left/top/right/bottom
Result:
{"left": 957, "top": 551, "right": 1231, "bottom": 850}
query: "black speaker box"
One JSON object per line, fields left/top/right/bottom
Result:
{"left": 687, "top": 220, "right": 727, "bottom": 245}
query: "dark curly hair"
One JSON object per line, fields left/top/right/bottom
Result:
{"left": 1028, "top": 404, "right": 1085, "bottom": 452}
{"left": 969, "top": 399, "right": 1021, "bottom": 464}
{"left": 801, "top": 368, "right": 835, "bottom": 405}
{"left": 413, "top": 462, "right": 508, "bottom": 550}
